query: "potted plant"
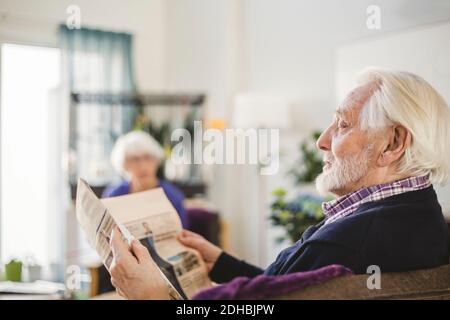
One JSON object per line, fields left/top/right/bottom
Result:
{"left": 270, "top": 188, "right": 324, "bottom": 244}
{"left": 289, "top": 130, "right": 323, "bottom": 185}
{"left": 269, "top": 131, "right": 328, "bottom": 243}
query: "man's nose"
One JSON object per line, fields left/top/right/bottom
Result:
{"left": 316, "top": 127, "right": 331, "bottom": 151}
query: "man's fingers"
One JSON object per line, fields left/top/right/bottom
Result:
{"left": 114, "top": 285, "right": 126, "bottom": 299}
{"left": 111, "top": 276, "right": 118, "bottom": 289}
{"left": 180, "top": 229, "right": 200, "bottom": 238}
{"left": 178, "top": 230, "right": 203, "bottom": 247}
{"left": 131, "top": 239, "right": 152, "bottom": 264}
{"left": 178, "top": 229, "right": 199, "bottom": 241}
{"left": 110, "top": 227, "right": 127, "bottom": 253}
{"left": 110, "top": 227, "right": 135, "bottom": 265}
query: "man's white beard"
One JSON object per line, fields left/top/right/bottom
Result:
{"left": 315, "top": 147, "right": 372, "bottom": 196}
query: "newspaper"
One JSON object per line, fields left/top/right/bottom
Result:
{"left": 75, "top": 178, "right": 212, "bottom": 299}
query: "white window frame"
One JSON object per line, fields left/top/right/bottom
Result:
{"left": 0, "top": 40, "right": 66, "bottom": 280}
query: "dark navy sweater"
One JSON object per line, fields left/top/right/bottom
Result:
{"left": 210, "top": 186, "right": 450, "bottom": 283}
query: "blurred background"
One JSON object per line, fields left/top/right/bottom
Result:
{"left": 0, "top": 0, "right": 449, "bottom": 298}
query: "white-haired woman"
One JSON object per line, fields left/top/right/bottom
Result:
{"left": 103, "top": 131, "right": 188, "bottom": 228}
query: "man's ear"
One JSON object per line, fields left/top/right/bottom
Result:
{"left": 377, "top": 125, "right": 411, "bottom": 167}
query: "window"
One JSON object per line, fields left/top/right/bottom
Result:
{"left": 0, "top": 43, "right": 61, "bottom": 273}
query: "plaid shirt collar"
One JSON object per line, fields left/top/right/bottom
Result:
{"left": 322, "top": 175, "right": 431, "bottom": 225}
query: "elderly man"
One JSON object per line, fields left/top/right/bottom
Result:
{"left": 109, "top": 68, "right": 450, "bottom": 299}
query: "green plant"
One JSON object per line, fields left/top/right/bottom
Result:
{"left": 289, "top": 130, "right": 323, "bottom": 184}
{"left": 269, "top": 188, "right": 324, "bottom": 243}
{"left": 269, "top": 130, "right": 327, "bottom": 242}
{"left": 134, "top": 113, "right": 172, "bottom": 147}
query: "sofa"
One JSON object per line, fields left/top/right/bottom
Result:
{"left": 276, "top": 264, "right": 450, "bottom": 300}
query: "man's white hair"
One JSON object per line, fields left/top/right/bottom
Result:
{"left": 357, "top": 67, "right": 450, "bottom": 185}
{"left": 111, "top": 130, "right": 164, "bottom": 178}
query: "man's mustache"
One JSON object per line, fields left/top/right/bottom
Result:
{"left": 323, "top": 154, "right": 335, "bottom": 164}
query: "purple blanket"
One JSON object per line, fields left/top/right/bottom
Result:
{"left": 193, "top": 264, "right": 352, "bottom": 300}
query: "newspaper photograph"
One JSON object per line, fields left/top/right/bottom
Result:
{"left": 75, "top": 178, "right": 212, "bottom": 299}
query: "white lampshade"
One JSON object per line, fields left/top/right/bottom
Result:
{"left": 232, "top": 93, "right": 293, "bottom": 129}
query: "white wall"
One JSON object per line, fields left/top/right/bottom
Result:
{"left": 336, "top": 21, "right": 450, "bottom": 217}
{"left": 165, "top": 0, "right": 243, "bottom": 120}
{"left": 164, "top": 0, "right": 253, "bottom": 261}
{"left": 0, "top": 0, "right": 167, "bottom": 91}
{"left": 163, "top": 0, "right": 332, "bottom": 265}
{"left": 240, "top": 0, "right": 450, "bottom": 130}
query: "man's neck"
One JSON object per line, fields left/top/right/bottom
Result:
{"left": 335, "top": 170, "right": 411, "bottom": 197}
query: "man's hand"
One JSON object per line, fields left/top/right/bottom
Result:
{"left": 178, "top": 229, "right": 222, "bottom": 272}
{"left": 109, "top": 227, "right": 170, "bottom": 300}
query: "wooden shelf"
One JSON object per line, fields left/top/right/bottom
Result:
{"left": 71, "top": 92, "right": 205, "bottom": 106}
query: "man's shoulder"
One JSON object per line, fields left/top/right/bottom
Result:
{"left": 352, "top": 185, "right": 442, "bottom": 229}
{"left": 308, "top": 209, "right": 376, "bottom": 249}
{"left": 307, "top": 186, "right": 448, "bottom": 271}
{"left": 309, "top": 186, "right": 442, "bottom": 247}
